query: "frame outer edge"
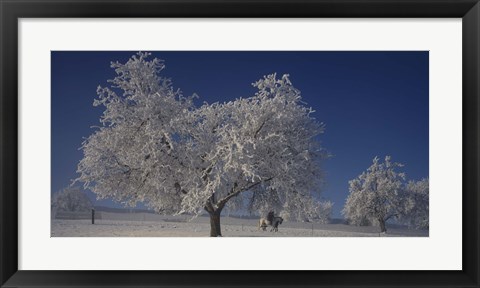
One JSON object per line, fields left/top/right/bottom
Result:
{"left": 0, "top": 0, "right": 4, "bottom": 285}
{"left": 0, "top": 0, "right": 19, "bottom": 287}
{"left": 1, "top": 0, "right": 479, "bottom": 287}
{"left": 463, "top": 2, "right": 480, "bottom": 286}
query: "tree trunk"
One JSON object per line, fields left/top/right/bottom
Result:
{"left": 208, "top": 210, "right": 222, "bottom": 237}
{"left": 379, "top": 218, "right": 387, "bottom": 233}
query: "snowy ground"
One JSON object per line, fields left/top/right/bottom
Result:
{"left": 51, "top": 212, "right": 428, "bottom": 237}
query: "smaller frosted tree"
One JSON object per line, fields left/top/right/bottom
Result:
{"left": 52, "top": 186, "right": 93, "bottom": 215}
{"left": 280, "top": 197, "right": 332, "bottom": 224}
{"left": 342, "top": 156, "right": 405, "bottom": 233}
{"left": 401, "top": 178, "right": 429, "bottom": 229}
{"left": 315, "top": 200, "right": 334, "bottom": 224}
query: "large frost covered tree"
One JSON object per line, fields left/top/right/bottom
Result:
{"left": 342, "top": 156, "right": 405, "bottom": 233}
{"left": 76, "top": 52, "right": 327, "bottom": 236}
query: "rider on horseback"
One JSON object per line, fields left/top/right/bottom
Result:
{"left": 259, "top": 211, "right": 283, "bottom": 232}
{"left": 267, "top": 210, "right": 274, "bottom": 225}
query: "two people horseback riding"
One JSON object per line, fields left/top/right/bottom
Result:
{"left": 259, "top": 210, "right": 283, "bottom": 232}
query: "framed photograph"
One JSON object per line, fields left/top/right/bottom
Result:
{"left": 1, "top": 0, "right": 479, "bottom": 287}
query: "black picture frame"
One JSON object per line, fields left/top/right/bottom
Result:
{"left": 1, "top": 0, "right": 479, "bottom": 287}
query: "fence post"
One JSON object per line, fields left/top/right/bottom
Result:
{"left": 92, "top": 208, "right": 95, "bottom": 224}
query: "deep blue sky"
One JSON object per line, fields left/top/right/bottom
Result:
{"left": 52, "top": 51, "right": 429, "bottom": 218}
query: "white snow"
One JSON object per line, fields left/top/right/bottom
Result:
{"left": 51, "top": 213, "right": 428, "bottom": 237}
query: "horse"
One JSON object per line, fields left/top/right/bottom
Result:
{"left": 258, "top": 216, "right": 284, "bottom": 232}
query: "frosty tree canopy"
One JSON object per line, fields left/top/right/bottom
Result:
{"left": 342, "top": 156, "right": 429, "bottom": 233}
{"left": 76, "top": 52, "right": 328, "bottom": 236}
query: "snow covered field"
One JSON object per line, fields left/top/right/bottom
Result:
{"left": 51, "top": 212, "right": 428, "bottom": 237}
